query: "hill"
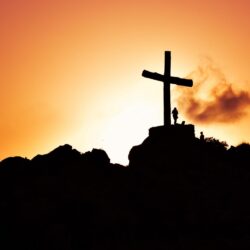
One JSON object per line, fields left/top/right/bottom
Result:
{"left": 0, "top": 125, "right": 250, "bottom": 249}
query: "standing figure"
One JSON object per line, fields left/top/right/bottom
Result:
{"left": 200, "top": 131, "right": 205, "bottom": 142}
{"left": 172, "top": 107, "right": 178, "bottom": 125}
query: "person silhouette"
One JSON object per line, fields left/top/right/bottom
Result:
{"left": 200, "top": 131, "right": 205, "bottom": 142}
{"left": 172, "top": 107, "right": 178, "bottom": 125}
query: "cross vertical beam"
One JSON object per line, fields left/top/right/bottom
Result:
{"left": 164, "top": 51, "right": 171, "bottom": 126}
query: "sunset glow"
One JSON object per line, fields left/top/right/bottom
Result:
{"left": 0, "top": 0, "right": 249, "bottom": 164}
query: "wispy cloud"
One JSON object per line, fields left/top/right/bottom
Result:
{"left": 175, "top": 58, "right": 250, "bottom": 124}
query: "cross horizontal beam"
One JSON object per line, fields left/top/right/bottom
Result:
{"left": 142, "top": 70, "right": 193, "bottom": 87}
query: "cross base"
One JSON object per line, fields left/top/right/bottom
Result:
{"left": 149, "top": 124, "right": 195, "bottom": 142}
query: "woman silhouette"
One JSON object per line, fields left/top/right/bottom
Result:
{"left": 172, "top": 107, "right": 178, "bottom": 125}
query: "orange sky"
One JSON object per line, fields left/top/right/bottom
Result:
{"left": 0, "top": 0, "right": 249, "bottom": 164}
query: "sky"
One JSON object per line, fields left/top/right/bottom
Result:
{"left": 0, "top": 0, "right": 249, "bottom": 164}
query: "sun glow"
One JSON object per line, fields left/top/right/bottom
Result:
{"left": 99, "top": 100, "right": 162, "bottom": 165}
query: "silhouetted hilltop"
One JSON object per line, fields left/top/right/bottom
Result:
{"left": 129, "top": 124, "right": 196, "bottom": 171}
{"left": 0, "top": 126, "right": 250, "bottom": 249}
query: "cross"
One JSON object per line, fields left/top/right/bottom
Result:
{"left": 142, "top": 51, "right": 193, "bottom": 126}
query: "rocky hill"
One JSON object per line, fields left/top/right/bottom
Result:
{"left": 0, "top": 125, "right": 249, "bottom": 249}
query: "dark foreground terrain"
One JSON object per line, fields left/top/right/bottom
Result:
{"left": 0, "top": 125, "right": 249, "bottom": 249}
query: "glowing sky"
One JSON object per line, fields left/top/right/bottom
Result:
{"left": 0, "top": 0, "right": 249, "bottom": 164}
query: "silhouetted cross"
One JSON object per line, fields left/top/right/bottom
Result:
{"left": 142, "top": 51, "right": 193, "bottom": 126}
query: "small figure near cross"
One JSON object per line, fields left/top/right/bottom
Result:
{"left": 172, "top": 107, "right": 178, "bottom": 125}
{"left": 200, "top": 131, "right": 205, "bottom": 142}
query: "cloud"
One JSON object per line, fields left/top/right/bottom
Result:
{"left": 175, "top": 58, "right": 250, "bottom": 124}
